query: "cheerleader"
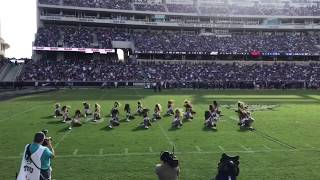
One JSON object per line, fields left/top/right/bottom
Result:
{"left": 166, "top": 100, "right": 175, "bottom": 115}
{"left": 124, "top": 104, "right": 134, "bottom": 122}
{"left": 141, "top": 108, "right": 151, "bottom": 129}
{"left": 137, "top": 101, "right": 143, "bottom": 115}
{"left": 83, "top": 102, "right": 92, "bottom": 117}
{"left": 152, "top": 104, "right": 162, "bottom": 121}
{"left": 237, "top": 101, "right": 254, "bottom": 130}
{"left": 108, "top": 109, "right": 120, "bottom": 129}
{"left": 61, "top": 105, "right": 71, "bottom": 123}
{"left": 213, "top": 100, "right": 223, "bottom": 116}
{"left": 204, "top": 105, "right": 219, "bottom": 130}
{"left": 183, "top": 100, "right": 194, "bottom": 120}
{"left": 93, "top": 103, "right": 101, "bottom": 122}
{"left": 68, "top": 110, "right": 82, "bottom": 130}
{"left": 53, "top": 103, "right": 62, "bottom": 118}
{"left": 172, "top": 109, "right": 183, "bottom": 128}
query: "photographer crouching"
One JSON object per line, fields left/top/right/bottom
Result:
{"left": 155, "top": 151, "right": 180, "bottom": 180}
{"left": 17, "top": 130, "right": 55, "bottom": 180}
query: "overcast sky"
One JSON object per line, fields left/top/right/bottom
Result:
{"left": 0, "top": 0, "right": 37, "bottom": 58}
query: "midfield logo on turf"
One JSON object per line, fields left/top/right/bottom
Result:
{"left": 223, "top": 104, "right": 280, "bottom": 111}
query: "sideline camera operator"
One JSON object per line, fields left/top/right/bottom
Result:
{"left": 17, "top": 131, "right": 55, "bottom": 180}
{"left": 155, "top": 151, "right": 180, "bottom": 180}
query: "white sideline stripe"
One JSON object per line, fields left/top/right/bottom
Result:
{"left": 125, "top": 148, "right": 129, "bottom": 154}
{"left": 195, "top": 146, "right": 202, "bottom": 152}
{"left": 54, "top": 130, "right": 72, "bottom": 149}
{"left": 3, "top": 148, "right": 320, "bottom": 160}
{"left": 149, "top": 147, "right": 153, "bottom": 153}
{"left": 72, "top": 149, "right": 78, "bottom": 155}
{"left": 218, "top": 146, "right": 225, "bottom": 151}
{"left": 99, "top": 149, "right": 104, "bottom": 155}
{"left": 158, "top": 123, "right": 174, "bottom": 146}
{"left": 264, "top": 145, "right": 271, "bottom": 150}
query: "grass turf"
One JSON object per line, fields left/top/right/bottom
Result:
{"left": 0, "top": 88, "right": 320, "bottom": 180}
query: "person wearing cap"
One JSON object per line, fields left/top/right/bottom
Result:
{"left": 17, "top": 132, "right": 55, "bottom": 180}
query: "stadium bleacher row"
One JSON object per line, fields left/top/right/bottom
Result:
{"left": 39, "top": 0, "right": 320, "bottom": 16}
{"left": 34, "top": 25, "right": 320, "bottom": 54}
{"left": 19, "top": 60, "right": 320, "bottom": 88}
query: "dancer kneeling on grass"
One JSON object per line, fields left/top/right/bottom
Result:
{"left": 137, "top": 101, "right": 143, "bottom": 115}
{"left": 93, "top": 103, "right": 101, "bottom": 122}
{"left": 152, "top": 104, "right": 162, "bottom": 121}
{"left": 213, "top": 100, "right": 224, "bottom": 116}
{"left": 108, "top": 109, "right": 120, "bottom": 129}
{"left": 166, "top": 100, "right": 175, "bottom": 116}
{"left": 124, "top": 104, "right": 134, "bottom": 122}
{"left": 172, "top": 109, "right": 183, "bottom": 128}
{"left": 141, "top": 108, "right": 152, "bottom": 129}
{"left": 54, "top": 103, "right": 62, "bottom": 118}
{"left": 183, "top": 100, "right": 195, "bottom": 121}
{"left": 111, "top": 101, "right": 120, "bottom": 114}
{"left": 69, "top": 110, "right": 82, "bottom": 130}
{"left": 61, "top": 105, "right": 71, "bottom": 123}
{"left": 236, "top": 101, "right": 254, "bottom": 130}
{"left": 204, "top": 105, "right": 219, "bottom": 130}
{"left": 83, "top": 102, "right": 92, "bottom": 117}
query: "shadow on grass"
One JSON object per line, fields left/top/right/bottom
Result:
{"left": 100, "top": 126, "right": 113, "bottom": 131}
{"left": 202, "top": 126, "right": 217, "bottom": 132}
{"left": 42, "top": 115, "right": 54, "bottom": 119}
{"left": 132, "top": 126, "right": 148, "bottom": 131}
{"left": 58, "top": 127, "right": 70, "bottom": 132}
{"left": 47, "top": 120, "right": 63, "bottom": 125}
{"left": 168, "top": 127, "right": 181, "bottom": 131}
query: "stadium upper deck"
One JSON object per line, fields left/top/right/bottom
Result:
{"left": 33, "top": 0, "right": 320, "bottom": 61}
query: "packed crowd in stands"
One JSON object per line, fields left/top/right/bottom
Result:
{"left": 38, "top": 0, "right": 320, "bottom": 16}
{"left": 134, "top": 3, "right": 166, "bottom": 12}
{"left": 133, "top": 31, "right": 320, "bottom": 54}
{"left": 34, "top": 25, "right": 320, "bottom": 54}
{"left": 19, "top": 60, "right": 320, "bottom": 89}
{"left": 34, "top": 26, "right": 131, "bottom": 49}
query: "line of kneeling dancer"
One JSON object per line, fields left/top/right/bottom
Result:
{"left": 53, "top": 100, "right": 255, "bottom": 131}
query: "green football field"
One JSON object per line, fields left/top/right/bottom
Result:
{"left": 1, "top": 88, "right": 320, "bottom": 180}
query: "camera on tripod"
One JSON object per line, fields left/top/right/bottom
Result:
{"left": 160, "top": 147, "right": 179, "bottom": 168}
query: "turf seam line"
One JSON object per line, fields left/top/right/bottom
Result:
{"left": 158, "top": 123, "right": 175, "bottom": 146}
{"left": 54, "top": 130, "right": 72, "bottom": 149}
{"left": 0, "top": 101, "right": 53, "bottom": 123}
{"left": 228, "top": 116, "right": 296, "bottom": 149}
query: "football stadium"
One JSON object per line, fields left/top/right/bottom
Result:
{"left": 1, "top": 0, "right": 320, "bottom": 180}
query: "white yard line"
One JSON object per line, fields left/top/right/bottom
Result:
{"left": 53, "top": 130, "right": 72, "bottom": 149}
{"left": 263, "top": 145, "right": 272, "bottom": 150}
{"left": 99, "top": 149, "right": 104, "bottom": 155}
{"left": 72, "top": 149, "right": 78, "bottom": 155}
{"left": 149, "top": 147, "right": 153, "bottom": 153}
{"left": 195, "top": 146, "right": 202, "bottom": 152}
{"left": 3, "top": 148, "right": 319, "bottom": 160}
{"left": 158, "top": 123, "right": 175, "bottom": 146}
{"left": 218, "top": 146, "right": 225, "bottom": 151}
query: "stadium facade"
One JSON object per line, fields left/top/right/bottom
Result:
{"left": 34, "top": 0, "right": 320, "bottom": 61}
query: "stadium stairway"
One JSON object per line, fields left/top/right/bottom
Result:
{"left": 0, "top": 63, "right": 24, "bottom": 82}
